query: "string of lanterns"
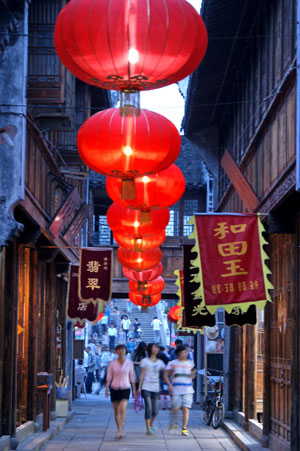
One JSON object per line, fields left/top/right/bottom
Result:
{"left": 55, "top": 0, "right": 207, "bottom": 309}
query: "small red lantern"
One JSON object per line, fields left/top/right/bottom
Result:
{"left": 77, "top": 108, "right": 181, "bottom": 181}
{"left": 117, "top": 246, "right": 162, "bottom": 271}
{"left": 114, "top": 230, "right": 165, "bottom": 251}
{"left": 106, "top": 164, "right": 185, "bottom": 211}
{"left": 129, "top": 292, "right": 161, "bottom": 307}
{"left": 55, "top": 0, "right": 208, "bottom": 91}
{"left": 167, "top": 305, "right": 181, "bottom": 323}
{"left": 123, "top": 262, "right": 163, "bottom": 281}
{"left": 107, "top": 203, "right": 169, "bottom": 236}
{"left": 129, "top": 276, "right": 165, "bottom": 295}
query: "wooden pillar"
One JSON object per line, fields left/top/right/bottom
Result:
{"left": 0, "top": 247, "right": 6, "bottom": 436}
{"left": 46, "top": 263, "right": 57, "bottom": 415}
{"left": 244, "top": 324, "right": 257, "bottom": 429}
{"left": 262, "top": 301, "right": 270, "bottom": 446}
{"left": 27, "top": 249, "right": 38, "bottom": 420}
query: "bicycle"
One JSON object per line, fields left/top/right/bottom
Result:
{"left": 203, "top": 369, "right": 225, "bottom": 429}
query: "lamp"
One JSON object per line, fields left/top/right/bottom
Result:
{"left": 0, "top": 125, "right": 17, "bottom": 147}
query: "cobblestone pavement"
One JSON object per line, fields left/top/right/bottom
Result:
{"left": 41, "top": 392, "right": 240, "bottom": 451}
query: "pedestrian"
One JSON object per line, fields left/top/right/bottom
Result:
{"left": 94, "top": 350, "right": 102, "bottom": 395}
{"left": 85, "top": 346, "right": 96, "bottom": 394}
{"left": 151, "top": 316, "right": 162, "bottom": 343}
{"left": 74, "top": 359, "right": 87, "bottom": 398}
{"left": 121, "top": 314, "right": 131, "bottom": 342}
{"left": 126, "top": 298, "right": 133, "bottom": 315}
{"left": 133, "top": 318, "right": 141, "bottom": 338}
{"left": 105, "top": 344, "right": 136, "bottom": 439}
{"left": 100, "top": 346, "right": 113, "bottom": 388}
{"left": 126, "top": 337, "right": 135, "bottom": 355}
{"left": 164, "top": 345, "right": 196, "bottom": 436}
{"left": 138, "top": 343, "right": 166, "bottom": 435}
{"left": 169, "top": 339, "right": 183, "bottom": 360}
{"left": 102, "top": 331, "right": 109, "bottom": 347}
{"left": 132, "top": 341, "right": 147, "bottom": 391}
{"left": 108, "top": 323, "right": 118, "bottom": 351}
{"left": 100, "top": 314, "right": 108, "bottom": 334}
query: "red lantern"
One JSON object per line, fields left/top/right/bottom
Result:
{"left": 114, "top": 230, "right": 165, "bottom": 252}
{"left": 107, "top": 203, "right": 169, "bottom": 236}
{"left": 77, "top": 108, "right": 181, "bottom": 180}
{"left": 117, "top": 246, "right": 162, "bottom": 271}
{"left": 123, "top": 263, "right": 163, "bottom": 281}
{"left": 167, "top": 305, "right": 181, "bottom": 323}
{"left": 54, "top": 0, "right": 208, "bottom": 91}
{"left": 106, "top": 164, "right": 185, "bottom": 211}
{"left": 129, "top": 276, "right": 165, "bottom": 295}
{"left": 129, "top": 292, "right": 161, "bottom": 307}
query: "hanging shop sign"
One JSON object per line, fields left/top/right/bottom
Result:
{"left": 67, "top": 265, "right": 99, "bottom": 324}
{"left": 48, "top": 188, "right": 81, "bottom": 239}
{"left": 188, "top": 213, "right": 273, "bottom": 314}
{"left": 221, "top": 150, "right": 260, "bottom": 213}
{"left": 62, "top": 203, "right": 88, "bottom": 243}
{"left": 225, "top": 304, "right": 257, "bottom": 327}
{"left": 79, "top": 248, "right": 113, "bottom": 304}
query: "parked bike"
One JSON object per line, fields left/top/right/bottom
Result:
{"left": 203, "top": 369, "right": 225, "bottom": 429}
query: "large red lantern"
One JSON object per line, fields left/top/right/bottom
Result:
{"left": 114, "top": 230, "right": 165, "bottom": 252}
{"left": 117, "top": 246, "right": 162, "bottom": 271}
{"left": 54, "top": 0, "right": 208, "bottom": 91}
{"left": 123, "top": 263, "right": 163, "bottom": 281}
{"left": 167, "top": 305, "right": 181, "bottom": 323}
{"left": 129, "top": 276, "right": 165, "bottom": 296}
{"left": 129, "top": 292, "right": 161, "bottom": 307}
{"left": 77, "top": 108, "right": 181, "bottom": 180}
{"left": 107, "top": 203, "right": 169, "bottom": 236}
{"left": 106, "top": 164, "right": 185, "bottom": 212}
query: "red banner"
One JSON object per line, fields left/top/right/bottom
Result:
{"left": 79, "top": 248, "right": 112, "bottom": 304}
{"left": 192, "top": 214, "right": 270, "bottom": 310}
{"left": 67, "top": 265, "right": 98, "bottom": 323}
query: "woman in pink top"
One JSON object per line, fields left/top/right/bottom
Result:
{"left": 105, "top": 344, "right": 136, "bottom": 439}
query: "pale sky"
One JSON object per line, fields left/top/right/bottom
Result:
{"left": 141, "top": 0, "right": 203, "bottom": 134}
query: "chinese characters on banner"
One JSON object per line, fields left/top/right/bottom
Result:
{"left": 79, "top": 248, "right": 113, "bottom": 304}
{"left": 182, "top": 245, "right": 215, "bottom": 329}
{"left": 67, "top": 265, "right": 99, "bottom": 325}
{"left": 189, "top": 214, "right": 273, "bottom": 314}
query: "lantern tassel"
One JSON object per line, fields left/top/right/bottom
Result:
{"left": 121, "top": 178, "right": 135, "bottom": 200}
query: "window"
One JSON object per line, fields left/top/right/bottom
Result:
{"left": 183, "top": 199, "right": 198, "bottom": 236}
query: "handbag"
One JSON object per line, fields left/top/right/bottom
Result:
{"left": 134, "top": 393, "right": 143, "bottom": 413}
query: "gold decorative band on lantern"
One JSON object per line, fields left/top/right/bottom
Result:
{"left": 120, "top": 90, "right": 141, "bottom": 116}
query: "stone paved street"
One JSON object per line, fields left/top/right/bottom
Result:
{"left": 40, "top": 393, "right": 240, "bottom": 451}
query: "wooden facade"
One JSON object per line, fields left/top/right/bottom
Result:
{"left": 0, "top": 0, "right": 111, "bottom": 444}
{"left": 184, "top": 0, "right": 299, "bottom": 449}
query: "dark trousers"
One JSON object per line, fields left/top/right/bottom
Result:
{"left": 109, "top": 335, "right": 115, "bottom": 351}
{"left": 85, "top": 372, "right": 94, "bottom": 393}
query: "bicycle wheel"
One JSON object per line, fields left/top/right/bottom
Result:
{"left": 212, "top": 403, "right": 224, "bottom": 429}
{"left": 205, "top": 403, "right": 214, "bottom": 426}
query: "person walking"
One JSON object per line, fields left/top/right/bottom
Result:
{"left": 133, "top": 318, "right": 141, "bottom": 339}
{"left": 132, "top": 341, "right": 147, "bottom": 391}
{"left": 120, "top": 315, "right": 131, "bottom": 342}
{"left": 105, "top": 344, "right": 136, "bottom": 439}
{"left": 138, "top": 343, "right": 166, "bottom": 435}
{"left": 151, "top": 316, "right": 162, "bottom": 343}
{"left": 108, "top": 323, "right": 118, "bottom": 351}
{"left": 164, "top": 345, "right": 196, "bottom": 436}
{"left": 85, "top": 346, "right": 96, "bottom": 394}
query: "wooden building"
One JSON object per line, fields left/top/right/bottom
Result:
{"left": 183, "top": 0, "right": 299, "bottom": 449}
{"left": 0, "top": 0, "right": 111, "bottom": 447}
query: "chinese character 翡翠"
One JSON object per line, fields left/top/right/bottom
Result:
{"left": 86, "top": 278, "right": 100, "bottom": 290}
{"left": 86, "top": 260, "right": 101, "bottom": 273}
{"left": 221, "top": 259, "right": 248, "bottom": 278}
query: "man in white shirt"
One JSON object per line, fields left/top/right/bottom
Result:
{"left": 151, "top": 316, "right": 162, "bottom": 343}
{"left": 108, "top": 323, "right": 118, "bottom": 351}
{"left": 121, "top": 315, "right": 131, "bottom": 342}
